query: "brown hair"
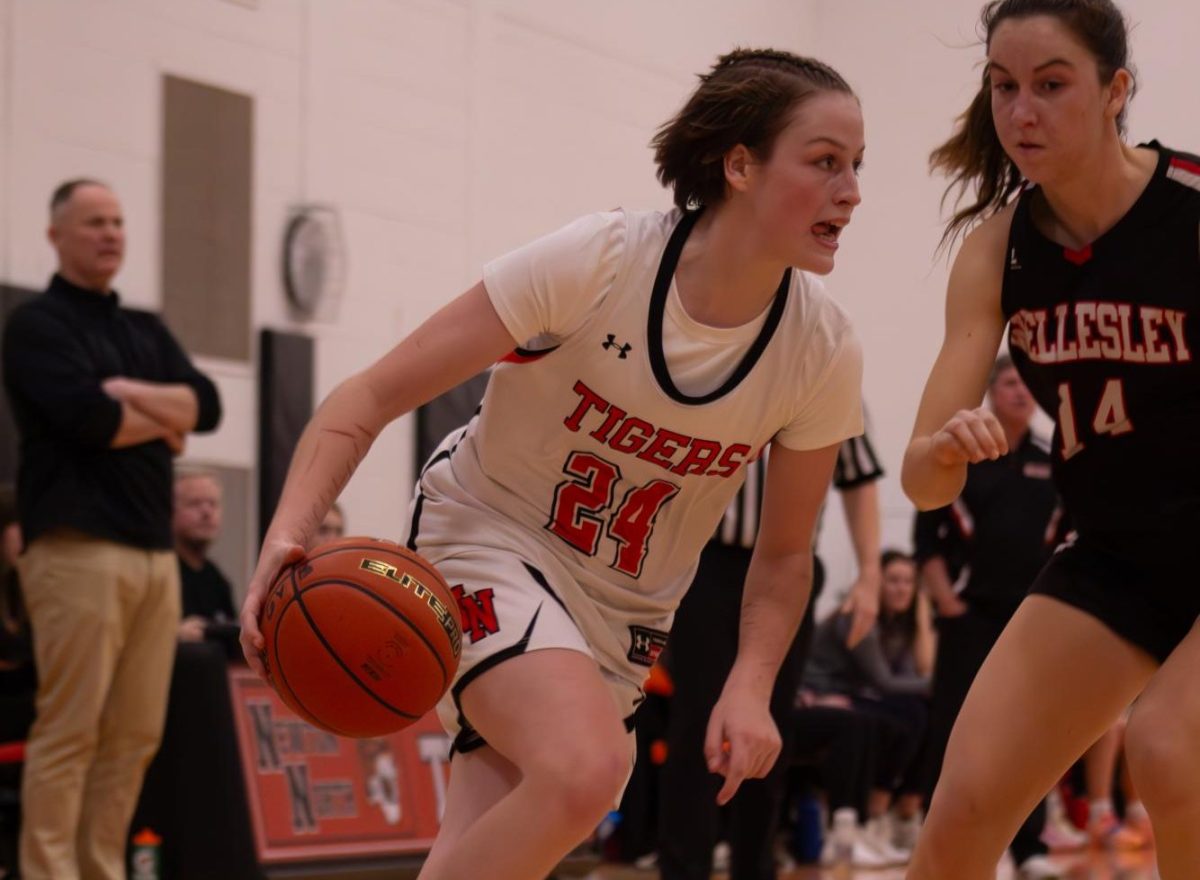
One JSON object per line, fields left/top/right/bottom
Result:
{"left": 652, "top": 48, "right": 855, "bottom": 211}
{"left": 930, "top": 0, "right": 1135, "bottom": 244}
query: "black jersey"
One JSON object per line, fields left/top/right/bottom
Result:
{"left": 1002, "top": 142, "right": 1200, "bottom": 544}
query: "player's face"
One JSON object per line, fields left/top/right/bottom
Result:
{"left": 987, "top": 15, "right": 1120, "bottom": 186}
{"left": 881, "top": 558, "right": 916, "bottom": 615}
{"left": 746, "top": 91, "right": 864, "bottom": 275}
{"left": 48, "top": 184, "right": 125, "bottom": 289}
{"left": 174, "top": 476, "right": 223, "bottom": 545}
{"left": 988, "top": 366, "right": 1036, "bottom": 426}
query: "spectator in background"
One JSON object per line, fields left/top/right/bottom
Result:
{"left": 315, "top": 501, "right": 346, "bottom": 545}
{"left": 802, "top": 549, "right": 933, "bottom": 863}
{"left": 3, "top": 179, "right": 221, "bottom": 880}
{"left": 173, "top": 469, "right": 236, "bottom": 642}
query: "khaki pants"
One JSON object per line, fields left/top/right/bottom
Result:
{"left": 18, "top": 530, "right": 180, "bottom": 880}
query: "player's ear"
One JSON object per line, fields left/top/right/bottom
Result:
{"left": 724, "top": 145, "right": 754, "bottom": 195}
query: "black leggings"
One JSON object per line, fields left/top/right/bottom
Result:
{"left": 852, "top": 693, "right": 929, "bottom": 795}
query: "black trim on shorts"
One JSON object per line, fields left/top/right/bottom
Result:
{"left": 521, "top": 562, "right": 575, "bottom": 623}
{"left": 408, "top": 425, "right": 474, "bottom": 551}
{"left": 405, "top": 491, "right": 426, "bottom": 552}
{"left": 449, "top": 607, "right": 542, "bottom": 755}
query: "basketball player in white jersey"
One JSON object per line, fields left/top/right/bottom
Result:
{"left": 241, "top": 49, "right": 867, "bottom": 880}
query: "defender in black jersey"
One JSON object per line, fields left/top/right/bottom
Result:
{"left": 903, "top": 2, "right": 1200, "bottom": 878}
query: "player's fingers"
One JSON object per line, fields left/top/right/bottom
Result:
{"left": 716, "top": 745, "right": 750, "bottom": 805}
{"left": 982, "top": 410, "right": 1010, "bottom": 455}
{"left": 947, "top": 419, "right": 988, "bottom": 462}
{"left": 965, "top": 415, "right": 1003, "bottom": 459}
{"left": 704, "top": 718, "right": 728, "bottom": 774}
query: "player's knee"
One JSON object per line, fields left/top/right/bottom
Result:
{"left": 1125, "top": 701, "right": 1200, "bottom": 810}
{"left": 528, "top": 741, "right": 629, "bottom": 829}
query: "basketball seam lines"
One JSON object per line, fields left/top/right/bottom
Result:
{"left": 271, "top": 568, "right": 356, "bottom": 737}
{"left": 289, "top": 578, "right": 442, "bottom": 721}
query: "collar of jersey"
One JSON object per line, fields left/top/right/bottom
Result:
{"left": 647, "top": 208, "right": 791, "bottom": 406}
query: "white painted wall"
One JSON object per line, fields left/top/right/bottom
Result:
{"left": 0, "top": 0, "right": 815, "bottom": 591}
{"left": 2, "top": 0, "right": 1197, "bottom": 604}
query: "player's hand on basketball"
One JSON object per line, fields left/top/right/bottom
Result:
{"left": 930, "top": 407, "right": 1008, "bottom": 466}
{"left": 705, "top": 688, "right": 781, "bottom": 806}
{"left": 240, "top": 538, "right": 307, "bottom": 677}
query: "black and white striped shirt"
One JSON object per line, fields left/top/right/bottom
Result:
{"left": 715, "top": 429, "right": 884, "bottom": 550}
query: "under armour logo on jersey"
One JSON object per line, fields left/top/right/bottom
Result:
{"left": 602, "top": 334, "right": 632, "bottom": 359}
{"left": 627, "top": 625, "right": 669, "bottom": 667}
{"left": 1009, "top": 247, "right": 1022, "bottom": 270}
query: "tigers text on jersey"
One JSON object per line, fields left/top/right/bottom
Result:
{"left": 1003, "top": 141, "right": 1200, "bottom": 539}
{"left": 408, "top": 208, "right": 862, "bottom": 677}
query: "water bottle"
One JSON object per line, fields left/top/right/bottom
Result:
{"left": 791, "top": 793, "right": 824, "bottom": 863}
{"left": 595, "top": 810, "right": 622, "bottom": 860}
{"left": 830, "top": 806, "right": 858, "bottom": 866}
{"left": 129, "top": 827, "right": 162, "bottom": 880}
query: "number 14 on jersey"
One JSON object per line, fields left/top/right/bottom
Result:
{"left": 1057, "top": 379, "right": 1132, "bottom": 460}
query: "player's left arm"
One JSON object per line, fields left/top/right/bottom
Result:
{"left": 705, "top": 440, "right": 840, "bottom": 805}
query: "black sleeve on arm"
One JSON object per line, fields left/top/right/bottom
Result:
{"left": 3, "top": 307, "right": 122, "bottom": 447}
{"left": 150, "top": 316, "right": 222, "bottom": 432}
{"left": 912, "top": 506, "right": 953, "bottom": 565}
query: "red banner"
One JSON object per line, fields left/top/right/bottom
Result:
{"left": 228, "top": 668, "right": 451, "bottom": 863}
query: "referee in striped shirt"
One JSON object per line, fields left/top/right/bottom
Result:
{"left": 658, "top": 427, "right": 885, "bottom": 880}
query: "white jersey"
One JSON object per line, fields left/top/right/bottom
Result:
{"left": 408, "top": 208, "right": 861, "bottom": 679}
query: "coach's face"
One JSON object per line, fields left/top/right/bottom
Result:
{"left": 49, "top": 183, "right": 125, "bottom": 292}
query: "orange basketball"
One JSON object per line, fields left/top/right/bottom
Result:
{"left": 258, "top": 537, "right": 462, "bottom": 738}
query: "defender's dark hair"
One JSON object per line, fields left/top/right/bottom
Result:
{"left": 930, "top": 0, "right": 1135, "bottom": 244}
{"left": 49, "top": 178, "right": 107, "bottom": 216}
{"left": 652, "top": 48, "right": 855, "bottom": 211}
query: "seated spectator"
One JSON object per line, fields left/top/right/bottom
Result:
{"left": 173, "top": 469, "right": 238, "bottom": 652}
{"left": 802, "top": 550, "right": 934, "bottom": 864}
{"left": 0, "top": 485, "right": 33, "bottom": 745}
{"left": 315, "top": 501, "right": 346, "bottom": 545}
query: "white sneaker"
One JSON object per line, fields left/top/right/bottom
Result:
{"left": 1017, "top": 854, "right": 1066, "bottom": 879}
{"left": 892, "top": 810, "right": 923, "bottom": 852}
{"left": 631, "top": 851, "right": 657, "bottom": 870}
{"left": 864, "top": 815, "right": 911, "bottom": 865}
{"left": 819, "top": 827, "right": 893, "bottom": 869}
{"left": 711, "top": 840, "right": 730, "bottom": 872}
{"left": 1040, "top": 811, "right": 1088, "bottom": 851}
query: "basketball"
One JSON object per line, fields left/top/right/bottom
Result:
{"left": 258, "top": 537, "right": 462, "bottom": 738}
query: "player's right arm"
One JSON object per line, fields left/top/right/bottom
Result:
{"left": 901, "top": 209, "right": 1012, "bottom": 510}
{"left": 240, "top": 282, "right": 518, "bottom": 674}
